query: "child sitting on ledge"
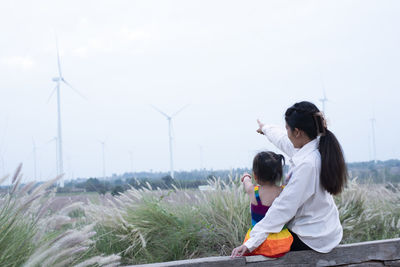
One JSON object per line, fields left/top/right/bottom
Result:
{"left": 240, "top": 151, "right": 293, "bottom": 257}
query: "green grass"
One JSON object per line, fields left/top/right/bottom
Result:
{"left": 2, "top": 166, "right": 399, "bottom": 266}
{"left": 336, "top": 179, "right": 400, "bottom": 243}
{"left": 86, "top": 176, "right": 400, "bottom": 264}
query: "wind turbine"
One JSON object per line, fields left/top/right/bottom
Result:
{"left": 128, "top": 150, "right": 134, "bottom": 174}
{"left": 370, "top": 117, "right": 377, "bottom": 164}
{"left": 319, "top": 90, "right": 328, "bottom": 114}
{"left": 151, "top": 105, "right": 188, "bottom": 178}
{"left": 199, "top": 145, "right": 204, "bottom": 170}
{"left": 319, "top": 76, "right": 328, "bottom": 114}
{"left": 47, "top": 37, "right": 86, "bottom": 187}
{"left": 99, "top": 140, "right": 106, "bottom": 180}
{"left": 32, "top": 138, "right": 37, "bottom": 180}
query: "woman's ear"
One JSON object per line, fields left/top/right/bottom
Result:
{"left": 294, "top": 128, "right": 301, "bottom": 138}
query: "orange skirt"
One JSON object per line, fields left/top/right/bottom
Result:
{"left": 243, "top": 228, "right": 293, "bottom": 258}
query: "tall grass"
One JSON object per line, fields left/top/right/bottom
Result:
{"left": 335, "top": 179, "right": 400, "bottom": 243}
{"left": 4, "top": 165, "right": 397, "bottom": 266}
{"left": 87, "top": 176, "right": 400, "bottom": 264}
{"left": 0, "top": 165, "right": 120, "bottom": 267}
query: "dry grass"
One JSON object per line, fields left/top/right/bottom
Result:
{"left": 3, "top": 166, "right": 398, "bottom": 266}
{"left": 0, "top": 165, "right": 120, "bottom": 267}
{"left": 85, "top": 176, "right": 400, "bottom": 264}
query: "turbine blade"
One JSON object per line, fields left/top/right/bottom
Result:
{"left": 62, "top": 79, "right": 88, "bottom": 100}
{"left": 150, "top": 105, "right": 170, "bottom": 119}
{"left": 98, "top": 138, "right": 108, "bottom": 145}
{"left": 45, "top": 137, "right": 57, "bottom": 145}
{"left": 46, "top": 85, "right": 58, "bottom": 103}
{"left": 171, "top": 104, "right": 189, "bottom": 118}
{"left": 56, "top": 36, "right": 63, "bottom": 78}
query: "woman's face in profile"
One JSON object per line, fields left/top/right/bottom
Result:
{"left": 286, "top": 123, "right": 300, "bottom": 148}
{"left": 286, "top": 123, "right": 311, "bottom": 149}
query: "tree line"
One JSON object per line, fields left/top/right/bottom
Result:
{"left": 55, "top": 160, "right": 400, "bottom": 195}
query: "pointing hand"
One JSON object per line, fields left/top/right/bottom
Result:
{"left": 257, "top": 119, "right": 265, "bottom": 135}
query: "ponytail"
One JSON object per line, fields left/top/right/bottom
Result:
{"left": 319, "top": 130, "right": 347, "bottom": 195}
{"left": 285, "top": 101, "right": 348, "bottom": 195}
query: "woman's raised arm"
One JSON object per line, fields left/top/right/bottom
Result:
{"left": 257, "top": 120, "right": 296, "bottom": 157}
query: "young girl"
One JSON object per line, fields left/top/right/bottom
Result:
{"left": 232, "top": 101, "right": 347, "bottom": 257}
{"left": 241, "top": 151, "right": 293, "bottom": 257}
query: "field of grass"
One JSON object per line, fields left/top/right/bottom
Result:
{"left": 0, "top": 165, "right": 120, "bottom": 267}
{"left": 85, "top": 177, "right": 400, "bottom": 265}
{"left": 1, "top": 167, "right": 399, "bottom": 266}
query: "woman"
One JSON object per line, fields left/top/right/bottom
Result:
{"left": 231, "top": 101, "right": 347, "bottom": 257}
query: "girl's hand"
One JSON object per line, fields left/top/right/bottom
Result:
{"left": 256, "top": 119, "right": 265, "bottom": 135}
{"left": 241, "top": 173, "right": 252, "bottom": 183}
{"left": 231, "top": 245, "right": 250, "bottom": 258}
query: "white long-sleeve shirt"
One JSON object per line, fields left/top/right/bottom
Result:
{"left": 244, "top": 125, "right": 343, "bottom": 253}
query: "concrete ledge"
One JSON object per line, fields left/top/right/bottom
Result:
{"left": 131, "top": 238, "right": 400, "bottom": 267}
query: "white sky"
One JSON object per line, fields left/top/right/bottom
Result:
{"left": 0, "top": 0, "right": 399, "bottom": 182}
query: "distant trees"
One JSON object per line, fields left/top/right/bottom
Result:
{"left": 161, "top": 175, "right": 174, "bottom": 186}
{"left": 82, "top": 178, "right": 109, "bottom": 194}
{"left": 54, "top": 160, "right": 400, "bottom": 195}
{"left": 347, "top": 160, "right": 400, "bottom": 183}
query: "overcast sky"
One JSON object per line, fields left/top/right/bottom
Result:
{"left": 1, "top": 0, "right": 399, "bottom": 183}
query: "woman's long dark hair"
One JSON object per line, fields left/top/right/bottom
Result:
{"left": 285, "top": 101, "right": 347, "bottom": 195}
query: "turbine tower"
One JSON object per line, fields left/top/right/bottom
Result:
{"left": 32, "top": 138, "right": 37, "bottom": 180}
{"left": 319, "top": 78, "right": 328, "bottom": 114}
{"left": 151, "top": 105, "right": 188, "bottom": 178}
{"left": 99, "top": 140, "right": 106, "bottom": 180}
{"left": 199, "top": 145, "right": 204, "bottom": 170}
{"left": 128, "top": 150, "right": 134, "bottom": 174}
{"left": 47, "top": 38, "right": 86, "bottom": 187}
{"left": 370, "top": 117, "right": 377, "bottom": 164}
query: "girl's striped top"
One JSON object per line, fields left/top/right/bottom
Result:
{"left": 250, "top": 186, "right": 270, "bottom": 228}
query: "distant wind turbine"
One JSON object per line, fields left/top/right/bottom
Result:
{"left": 319, "top": 76, "right": 328, "bottom": 114}
{"left": 47, "top": 37, "right": 86, "bottom": 187}
{"left": 370, "top": 117, "right": 377, "bottom": 164}
{"left": 199, "top": 145, "right": 204, "bottom": 170}
{"left": 320, "top": 90, "right": 328, "bottom": 115}
{"left": 128, "top": 150, "right": 134, "bottom": 174}
{"left": 99, "top": 140, "right": 107, "bottom": 180}
{"left": 151, "top": 105, "right": 189, "bottom": 178}
{"left": 32, "top": 138, "right": 37, "bottom": 180}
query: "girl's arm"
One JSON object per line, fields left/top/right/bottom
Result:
{"left": 257, "top": 120, "right": 296, "bottom": 157}
{"left": 241, "top": 173, "right": 254, "bottom": 195}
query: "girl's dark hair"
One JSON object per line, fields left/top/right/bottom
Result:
{"left": 253, "top": 151, "right": 285, "bottom": 184}
{"left": 285, "top": 101, "right": 347, "bottom": 195}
